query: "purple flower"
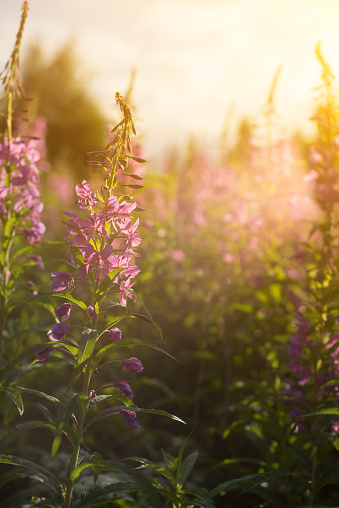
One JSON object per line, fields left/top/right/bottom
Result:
{"left": 31, "top": 255, "right": 44, "bottom": 270}
{"left": 107, "top": 327, "right": 122, "bottom": 342}
{"left": 88, "top": 390, "right": 97, "bottom": 400}
{"left": 120, "top": 409, "right": 140, "bottom": 429}
{"left": 123, "top": 357, "right": 143, "bottom": 373}
{"left": 114, "top": 381, "right": 133, "bottom": 398}
{"left": 24, "top": 220, "right": 46, "bottom": 245}
{"left": 75, "top": 180, "right": 97, "bottom": 209}
{"left": 50, "top": 271, "right": 74, "bottom": 292}
{"left": 54, "top": 303, "right": 72, "bottom": 321}
{"left": 47, "top": 323, "right": 71, "bottom": 342}
{"left": 37, "top": 346, "right": 54, "bottom": 362}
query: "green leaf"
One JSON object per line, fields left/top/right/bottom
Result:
{"left": 51, "top": 391, "right": 79, "bottom": 458}
{"left": 67, "top": 328, "right": 97, "bottom": 389}
{"left": 0, "top": 343, "right": 49, "bottom": 383}
{"left": 209, "top": 471, "right": 297, "bottom": 498}
{"left": 77, "top": 328, "right": 98, "bottom": 365}
{"left": 85, "top": 405, "right": 185, "bottom": 431}
{"left": 91, "top": 338, "right": 178, "bottom": 373}
{"left": 178, "top": 450, "right": 199, "bottom": 488}
{"left": 0, "top": 420, "right": 56, "bottom": 446}
{"left": 3, "top": 388, "right": 24, "bottom": 415}
{"left": 4, "top": 216, "right": 16, "bottom": 238}
{"left": 11, "top": 386, "right": 59, "bottom": 404}
{"left": 76, "top": 482, "right": 136, "bottom": 507}
{"left": 96, "top": 268, "right": 126, "bottom": 296}
{"left": 304, "top": 407, "right": 339, "bottom": 417}
{"left": 63, "top": 452, "right": 102, "bottom": 487}
{"left": 101, "top": 460, "right": 162, "bottom": 507}
{"left": 88, "top": 394, "right": 112, "bottom": 408}
{"left": 128, "top": 457, "right": 175, "bottom": 482}
{"left": 229, "top": 303, "right": 253, "bottom": 313}
{"left": 0, "top": 454, "right": 63, "bottom": 494}
{"left": 184, "top": 487, "right": 216, "bottom": 508}
{"left": 69, "top": 461, "right": 97, "bottom": 484}
{"left": 162, "top": 449, "right": 176, "bottom": 471}
{"left": 0, "top": 471, "right": 25, "bottom": 490}
{"left": 52, "top": 292, "right": 88, "bottom": 311}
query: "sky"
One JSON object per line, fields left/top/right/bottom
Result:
{"left": 2, "top": 0, "right": 339, "bottom": 166}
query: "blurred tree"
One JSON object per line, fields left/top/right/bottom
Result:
{"left": 226, "top": 117, "right": 253, "bottom": 168}
{"left": 20, "top": 40, "right": 107, "bottom": 179}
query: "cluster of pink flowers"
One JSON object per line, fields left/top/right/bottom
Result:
{"left": 0, "top": 136, "right": 45, "bottom": 244}
{"left": 285, "top": 310, "right": 339, "bottom": 430}
{"left": 39, "top": 99, "right": 145, "bottom": 429}
{"left": 62, "top": 179, "right": 141, "bottom": 306}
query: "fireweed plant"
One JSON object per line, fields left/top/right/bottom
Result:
{"left": 207, "top": 46, "right": 339, "bottom": 506}
{"left": 0, "top": 1, "right": 46, "bottom": 391}
{"left": 0, "top": 88, "right": 185, "bottom": 505}
{"left": 280, "top": 44, "right": 339, "bottom": 503}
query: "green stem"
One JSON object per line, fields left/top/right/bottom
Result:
{"left": 63, "top": 316, "right": 98, "bottom": 507}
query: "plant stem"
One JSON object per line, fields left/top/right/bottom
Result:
{"left": 63, "top": 316, "right": 98, "bottom": 507}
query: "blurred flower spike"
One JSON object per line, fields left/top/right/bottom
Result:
{"left": 0, "top": 137, "right": 46, "bottom": 245}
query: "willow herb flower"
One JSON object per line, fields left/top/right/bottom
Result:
{"left": 114, "top": 381, "right": 134, "bottom": 399}
{"left": 47, "top": 323, "right": 71, "bottom": 342}
{"left": 107, "top": 327, "right": 122, "bottom": 342}
{"left": 123, "top": 357, "right": 144, "bottom": 373}
{"left": 50, "top": 271, "right": 74, "bottom": 292}
{"left": 120, "top": 409, "right": 140, "bottom": 429}
{"left": 54, "top": 303, "right": 73, "bottom": 321}
{"left": 37, "top": 346, "right": 54, "bottom": 362}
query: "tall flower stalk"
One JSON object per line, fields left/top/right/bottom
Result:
{"left": 30, "top": 93, "right": 181, "bottom": 507}
{"left": 283, "top": 44, "right": 339, "bottom": 503}
{"left": 0, "top": 1, "right": 45, "bottom": 357}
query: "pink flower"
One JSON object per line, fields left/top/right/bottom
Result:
{"left": 114, "top": 381, "right": 133, "bottom": 398}
{"left": 31, "top": 255, "right": 44, "bottom": 270}
{"left": 119, "top": 277, "right": 136, "bottom": 307}
{"left": 75, "top": 180, "right": 97, "bottom": 209}
{"left": 123, "top": 357, "right": 143, "bottom": 373}
{"left": 54, "top": 303, "right": 73, "bottom": 321}
{"left": 120, "top": 409, "right": 140, "bottom": 429}
{"left": 170, "top": 249, "right": 185, "bottom": 263}
{"left": 50, "top": 271, "right": 74, "bottom": 292}
{"left": 47, "top": 323, "right": 71, "bottom": 342}
{"left": 107, "top": 327, "right": 122, "bottom": 342}
{"left": 37, "top": 346, "right": 54, "bottom": 362}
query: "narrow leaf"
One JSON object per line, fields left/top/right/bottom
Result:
{"left": 0, "top": 454, "right": 63, "bottom": 494}
{"left": 67, "top": 328, "right": 97, "bottom": 389}
{"left": 11, "top": 386, "right": 59, "bottom": 404}
{"left": 52, "top": 392, "right": 78, "bottom": 458}
{"left": 76, "top": 482, "right": 136, "bottom": 507}
{"left": 92, "top": 338, "right": 178, "bottom": 373}
{"left": 185, "top": 487, "right": 216, "bottom": 508}
{"left": 52, "top": 292, "right": 88, "bottom": 311}
{"left": 178, "top": 451, "right": 199, "bottom": 487}
{"left": 3, "top": 388, "right": 24, "bottom": 415}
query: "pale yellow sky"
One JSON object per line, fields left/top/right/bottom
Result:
{"left": 2, "top": 0, "right": 339, "bottom": 165}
